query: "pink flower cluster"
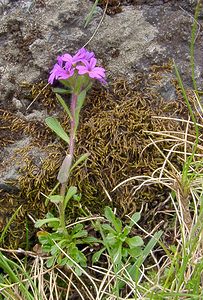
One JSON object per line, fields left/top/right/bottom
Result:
{"left": 48, "top": 48, "right": 106, "bottom": 85}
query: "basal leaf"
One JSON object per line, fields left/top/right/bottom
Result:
{"left": 128, "top": 230, "right": 163, "bottom": 283}
{"left": 129, "top": 212, "right": 141, "bottom": 228}
{"left": 35, "top": 218, "right": 60, "bottom": 228}
{"left": 49, "top": 195, "right": 64, "bottom": 204}
{"left": 126, "top": 236, "right": 144, "bottom": 248}
{"left": 72, "top": 230, "right": 87, "bottom": 239}
{"left": 127, "top": 247, "right": 142, "bottom": 258}
{"left": 104, "top": 206, "right": 122, "bottom": 232}
{"left": 46, "top": 257, "right": 55, "bottom": 268}
{"left": 92, "top": 247, "right": 105, "bottom": 264}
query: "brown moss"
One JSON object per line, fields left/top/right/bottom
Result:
{"left": 0, "top": 65, "right": 200, "bottom": 247}
{"left": 71, "top": 80, "right": 187, "bottom": 215}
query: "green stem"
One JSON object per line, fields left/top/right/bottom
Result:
{"left": 59, "top": 93, "right": 78, "bottom": 234}
{"left": 190, "top": 0, "right": 202, "bottom": 93}
{"left": 59, "top": 185, "right": 67, "bottom": 235}
{"left": 174, "top": 63, "right": 199, "bottom": 178}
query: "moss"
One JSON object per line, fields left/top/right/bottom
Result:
{"left": 0, "top": 65, "right": 200, "bottom": 248}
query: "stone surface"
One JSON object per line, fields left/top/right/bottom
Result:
{"left": 0, "top": 0, "right": 101, "bottom": 103}
{"left": 0, "top": 0, "right": 202, "bottom": 106}
{"left": 90, "top": 6, "right": 160, "bottom": 80}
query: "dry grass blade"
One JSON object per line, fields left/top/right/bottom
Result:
{"left": 52, "top": 240, "right": 99, "bottom": 300}
{"left": 56, "top": 268, "right": 85, "bottom": 300}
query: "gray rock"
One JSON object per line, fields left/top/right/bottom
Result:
{"left": 153, "top": 75, "right": 177, "bottom": 101}
{"left": 90, "top": 7, "right": 161, "bottom": 80}
{"left": 0, "top": 137, "right": 48, "bottom": 192}
{"left": 1, "top": 0, "right": 202, "bottom": 106}
{"left": 0, "top": 138, "right": 31, "bottom": 188}
{"left": 0, "top": 0, "right": 100, "bottom": 103}
{"left": 24, "top": 109, "right": 47, "bottom": 122}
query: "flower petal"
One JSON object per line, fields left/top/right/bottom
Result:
{"left": 76, "top": 65, "right": 88, "bottom": 75}
{"left": 89, "top": 57, "right": 97, "bottom": 69}
{"left": 61, "top": 53, "right": 73, "bottom": 64}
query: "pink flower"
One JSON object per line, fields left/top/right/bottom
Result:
{"left": 76, "top": 57, "right": 106, "bottom": 84}
{"left": 48, "top": 63, "right": 74, "bottom": 84}
{"left": 61, "top": 48, "right": 95, "bottom": 66}
{"left": 48, "top": 48, "right": 106, "bottom": 85}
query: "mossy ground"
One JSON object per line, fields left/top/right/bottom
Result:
{"left": 0, "top": 63, "right": 200, "bottom": 248}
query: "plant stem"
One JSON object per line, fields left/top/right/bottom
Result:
{"left": 69, "top": 93, "right": 77, "bottom": 158}
{"left": 59, "top": 93, "right": 78, "bottom": 234}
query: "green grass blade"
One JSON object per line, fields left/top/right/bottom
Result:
{"left": 173, "top": 63, "right": 199, "bottom": 179}
{"left": 84, "top": 0, "right": 99, "bottom": 28}
{"left": 190, "top": 1, "right": 202, "bottom": 93}
{"left": 129, "top": 230, "right": 163, "bottom": 283}
{"left": 0, "top": 253, "right": 35, "bottom": 300}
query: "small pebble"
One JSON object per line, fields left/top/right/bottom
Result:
{"left": 12, "top": 97, "right": 23, "bottom": 110}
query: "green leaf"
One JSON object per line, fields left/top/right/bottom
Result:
{"left": 70, "top": 152, "right": 90, "bottom": 172}
{"left": 43, "top": 246, "right": 52, "bottom": 254}
{"left": 112, "top": 244, "right": 122, "bottom": 265}
{"left": 126, "top": 236, "right": 144, "bottom": 248}
{"left": 56, "top": 93, "right": 72, "bottom": 120}
{"left": 53, "top": 88, "right": 71, "bottom": 95}
{"left": 60, "top": 257, "right": 69, "bottom": 266}
{"left": 73, "top": 193, "right": 81, "bottom": 202}
{"left": 72, "top": 223, "right": 83, "bottom": 234}
{"left": 127, "top": 247, "right": 142, "bottom": 258}
{"left": 72, "top": 230, "right": 88, "bottom": 239}
{"left": 105, "top": 233, "right": 116, "bottom": 246}
{"left": 50, "top": 245, "right": 60, "bottom": 256}
{"left": 141, "top": 230, "right": 162, "bottom": 264}
{"left": 75, "top": 266, "right": 83, "bottom": 277}
{"left": 83, "top": 236, "right": 101, "bottom": 244}
{"left": 122, "top": 247, "right": 129, "bottom": 258}
{"left": 49, "top": 195, "right": 64, "bottom": 204}
{"left": 59, "top": 79, "right": 72, "bottom": 88}
{"left": 35, "top": 218, "right": 60, "bottom": 228}
{"left": 101, "top": 223, "right": 115, "bottom": 233}
{"left": 64, "top": 186, "right": 77, "bottom": 209}
{"left": 92, "top": 247, "right": 105, "bottom": 264}
{"left": 46, "top": 256, "right": 56, "bottom": 268}
{"left": 48, "top": 221, "right": 60, "bottom": 230}
{"left": 74, "top": 76, "right": 86, "bottom": 94}
{"left": 104, "top": 206, "right": 122, "bottom": 232}
{"left": 122, "top": 225, "right": 131, "bottom": 237}
{"left": 45, "top": 116, "right": 69, "bottom": 144}
{"left": 118, "top": 232, "right": 127, "bottom": 242}
{"left": 104, "top": 206, "right": 115, "bottom": 223}
{"left": 128, "top": 230, "right": 163, "bottom": 283}
{"left": 129, "top": 212, "right": 141, "bottom": 228}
